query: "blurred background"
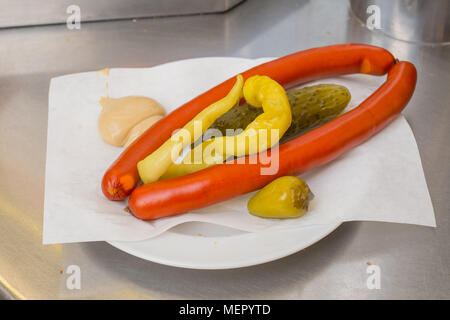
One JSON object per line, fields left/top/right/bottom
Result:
{"left": 0, "top": 0, "right": 449, "bottom": 299}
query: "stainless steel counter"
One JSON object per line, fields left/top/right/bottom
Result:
{"left": 0, "top": 0, "right": 449, "bottom": 299}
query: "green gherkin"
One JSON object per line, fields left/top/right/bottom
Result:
{"left": 210, "top": 84, "right": 351, "bottom": 143}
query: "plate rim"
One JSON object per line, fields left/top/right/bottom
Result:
{"left": 107, "top": 222, "right": 342, "bottom": 270}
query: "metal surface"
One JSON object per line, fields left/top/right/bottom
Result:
{"left": 0, "top": 0, "right": 244, "bottom": 28}
{"left": 350, "top": 0, "right": 450, "bottom": 44}
{"left": 0, "top": 0, "right": 449, "bottom": 299}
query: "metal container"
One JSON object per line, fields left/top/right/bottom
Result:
{"left": 350, "top": 0, "right": 450, "bottom": 44}
{"left": 0, "top": 0, "right": 245, "bottom": 28}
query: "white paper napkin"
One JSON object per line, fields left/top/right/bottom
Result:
{"left": 43, "top": 57, "right": 435, "bottom": 244}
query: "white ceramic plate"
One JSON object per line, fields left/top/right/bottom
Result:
{"left": 108, "top": 221, "right": 341, "bottom": 269}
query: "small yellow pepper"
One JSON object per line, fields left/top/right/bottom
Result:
{"left": 137, "top": 75, "right": 244, "bottom": 184}
{"left": 247, "top": 176, "right": 314, "bottom": 219}
{"left": 161, "top": 75, "right": 292, "bottom": 180}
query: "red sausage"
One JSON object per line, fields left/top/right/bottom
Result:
{"left": 128, "top": 61, "right": 417, "bottom": 220}
{"left": 102, "top": 44, "right": 395, "bottom": 200}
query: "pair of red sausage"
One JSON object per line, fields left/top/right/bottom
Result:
{"left": 101, "top": 44, "right": 417, "bottom": 220}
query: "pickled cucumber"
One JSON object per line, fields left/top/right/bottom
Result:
{"left": 210, "top": 84, "right": 351, "bottom": 142}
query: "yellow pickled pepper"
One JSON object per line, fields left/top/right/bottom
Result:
{"left": 247, "top": 176, "right": 314, "bottom": 219}
{"left": 137, "top": 75, "right": 244, "bottom": 184}
{"left": 161, "top": 75, "right": 292, "bottom": 180}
